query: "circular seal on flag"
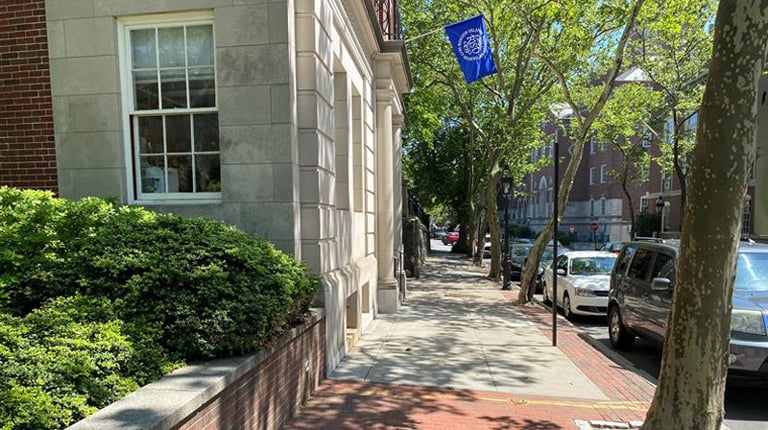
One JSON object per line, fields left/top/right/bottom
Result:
{"left": 457, "top": 28, "right": 487, "bottom": 62}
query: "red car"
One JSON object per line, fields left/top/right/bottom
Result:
{"left": 442, "top": 231, "right": 459, "bottom": 245}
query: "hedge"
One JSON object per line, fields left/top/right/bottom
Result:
{"left": 0, "top": 187, "right": 321, "bottom": 428}
{"left": 0, "top": 295, "right": 182, "bottom": 430}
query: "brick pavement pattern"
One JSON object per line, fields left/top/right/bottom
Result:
{"left": 285, "top": 252, "right": 656, "bottom": 429}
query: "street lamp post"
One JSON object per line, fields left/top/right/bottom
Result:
{"left": 656, "top": 196, "right": 670, "bottom": 235}
{"left": 501, "top": 165, "right": 513, "bottom": 290}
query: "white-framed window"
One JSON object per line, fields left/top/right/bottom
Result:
{"left": 590, "top": 198, "right": 595, "bottom": 217}
{"left": 119, "top": 12, "right": 220, "bottom": 202}
{"left": 600, "top": 164, "right": 608, "bottom": 183}
{"left": 590, "top": 136, "right": 596, "bottom": 154}
{"left": 589, "top": 167, "right": 595, "bottom": 185}
{"left": 601, "top": 197, "right": 606, "bottom": 215}
{"left": 639, "top": 195, "right": 648, "bottom": 213}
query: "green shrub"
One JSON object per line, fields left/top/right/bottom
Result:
{"left": 0, "top": 295, "right": 180, "bottom": 430}
{"left": 0, "top": 188, "right": 115, "bottom": 314}
{"left": 69, "top": 211, "right": 320, "bottom": 359}
{"left": 0, "top": 187, "right": 321, "bottom": 359}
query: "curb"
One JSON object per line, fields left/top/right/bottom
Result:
{"left": 532, "top": 297, "right": 733, "bottom": 430}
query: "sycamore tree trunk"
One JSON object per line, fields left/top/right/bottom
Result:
{"left": 485, "top": 176, "right": 502, "bottom": 279}
{"left": 519, "top": 0, "right": 645, "bottom": 305}
{"left": 620, "top": 158, "right": 637, "bottom": 237}
{"left": 518, "top": 133, "right": 587, "bottom": 303}
{"left": 641, "top": 2, "right": 768, "bottom": 429}
{"left": 473, "top": 214, "right": 486, "bottom": 266}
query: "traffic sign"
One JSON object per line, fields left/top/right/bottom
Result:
{"left": 589, "top": 221, "right": 599, "bottom": 232}
{"left": 569, "top": 224, "right": 575, "bottom": 233}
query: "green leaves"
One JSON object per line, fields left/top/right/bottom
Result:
{"left": 0, "top": 187, "right": 321, "bottom": 428}
{"left": 0, "top": 296, "right": 158, "bottom": 429}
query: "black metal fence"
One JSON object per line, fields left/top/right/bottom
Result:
{"left": 373, "top": 0, "right": 403, "bottom": 41}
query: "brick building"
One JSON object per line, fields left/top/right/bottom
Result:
{"left": 0, "top": 0, "right": 57, "bottom": 192}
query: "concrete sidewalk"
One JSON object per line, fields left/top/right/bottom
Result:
{"left": 284, "top": 252, "right": 656, "bottom": 429}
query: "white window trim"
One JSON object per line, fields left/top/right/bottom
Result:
{"left": 600, "top": 164, "right": 607, "bottom": 183}
{"left": 589, "top": 167, "right": 595, "bottom": 185}
{"left": 590, "top": 136, "right": 596, "bottom": 154}
{"left": 118, "top": 11, "right": 221, "bottom": 204}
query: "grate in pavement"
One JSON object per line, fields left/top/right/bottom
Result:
{"left": 574, "top": 420, "right": 643, "bottom": 429}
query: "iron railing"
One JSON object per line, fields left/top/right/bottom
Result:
{"left": 373, "top": 0, "right": 403, "bottom": 41}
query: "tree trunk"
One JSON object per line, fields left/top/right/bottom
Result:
{"left": 672, "top": 112, "right": 688, "bottom": 230}
{"left": 473, "top": 213, "right": 486, "bottom": 266}
{"left": 518, "top": 132, "right": 588, "bottom": 303}
{"left": 641, "top": 2, "right": 768, "bottom": 428}
{"left": 620, "top": 159, "right": 637, "bottom": 237}
{"left": 485, "top": 177, "right": 502, "bottom": 279}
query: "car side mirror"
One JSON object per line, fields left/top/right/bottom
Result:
{"left": 651, "top": 277, "right": 672, "bottom": 291}
{"left": 556, "top": 268, "right": 566, "bottom": 276}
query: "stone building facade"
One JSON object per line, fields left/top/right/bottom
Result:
{"left": 1, "top": 0, "right": 410, "bottom": 373}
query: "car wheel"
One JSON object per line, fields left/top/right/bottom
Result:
{"left": 562, "top": 293, "right": 573, "bottom": 320}
{"left": 608, "top": 304, "right": 635, "bottom": 351}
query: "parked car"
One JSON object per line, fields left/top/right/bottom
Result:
{"left": 599, "top": 242, "right": 625, "bottom": 255}
{"left": 483, "top": 234, "right": 492, "bottom": 258}
{"left": 442, "top": 231, "right": 459, "bottom": 245}
{"left": 607, "top": 240, "right": 768, "bottom": 382}
{"left": 509, "top": 244, "right": 533, "bottom": 279}
{"left": 542, "top": 251, "right": 617, "bottom": 319}
{"left": 508, "top": 243, "right": 568, "bottom": 292}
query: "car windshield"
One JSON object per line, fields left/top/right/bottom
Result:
{"left": 513, "top": 246, "right": 531, "bottom": 257}
{"left": 734, "top": 252, "right": 768, "bottom": 291}
{"left": 570, "top": 256, "right": 616, "bottom": 276}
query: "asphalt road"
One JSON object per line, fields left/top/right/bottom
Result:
{"left": 543, "top": 307, "right": 768, "bottom": 430}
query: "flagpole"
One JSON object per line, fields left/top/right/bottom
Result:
{"left": 404, "top": 27, "right": 444, "bottom": 44}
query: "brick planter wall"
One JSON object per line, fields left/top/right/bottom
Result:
{"left": 68, "top": 311, "right": 326, "bottom": 430}
{"left": 0, "top": 0, "right": 57, "bottom": 192}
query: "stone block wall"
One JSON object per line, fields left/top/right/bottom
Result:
{"left": 0, "top": 0, "right": 57, "bottom": 192}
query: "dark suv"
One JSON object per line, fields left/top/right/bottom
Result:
{"left": 607, "top": 240, "right": 768, "bottom": 381}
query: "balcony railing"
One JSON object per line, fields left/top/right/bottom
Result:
{"left": 373, "top": 0, "right": 403, "bottom": 41}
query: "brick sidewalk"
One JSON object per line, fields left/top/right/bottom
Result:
{"left": 285, "top": 259, "right": 656, "bottom": 430}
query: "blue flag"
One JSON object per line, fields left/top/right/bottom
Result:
{"left": 444, "top": 15, "right": 497, "bottom": 84}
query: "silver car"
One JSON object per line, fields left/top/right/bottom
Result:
{"left": 607, "top": 240, "right": 768, "bottom": 382}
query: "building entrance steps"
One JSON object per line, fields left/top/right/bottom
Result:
{"left": 285, "top": 250, "right": 657, "bottom": 429}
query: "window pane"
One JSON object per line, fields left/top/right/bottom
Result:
{"left": 131, "top": 29, "right": 156, "bottom": 68}
{"left": 189, "top": 67, "right": 215, "bottom": 107}
{"left": 187, "top": 25, "right": 213, "bottom": 66}
{"left": 140, "top": 156, "right": 166, "bottom": 193}
{"left": 194, "top": 114, "right": 219, "bottom": 151}
{"left": 167, "top": 155, "right": 192, "bottom": 192}
{"left": 160, "top": 69, "right": 187, "bottom": 109}
{"left": 138, "top": 116, "right": 163, "bottom": 154}
{"left": 158, "top": 27, "right": 185, "bottom": 67}
{"left": 165, "top": 115, "right": 191, "bottom": 153}
{"left": 134, "top": 70, "right": 159, "bottom": 110}
{"left": 196, "top": 154, "right": 220, "bottom": 192}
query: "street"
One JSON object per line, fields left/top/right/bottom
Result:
{"left": 536, "top": 304, "right": 768, "bottom": 430}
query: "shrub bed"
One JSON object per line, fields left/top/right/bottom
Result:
{"left": 0, "top": 187, "right": 320, "bottom": 428}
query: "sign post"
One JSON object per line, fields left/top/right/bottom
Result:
{"left": 590, "top": 221, "right": 599, "bottom": 250}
